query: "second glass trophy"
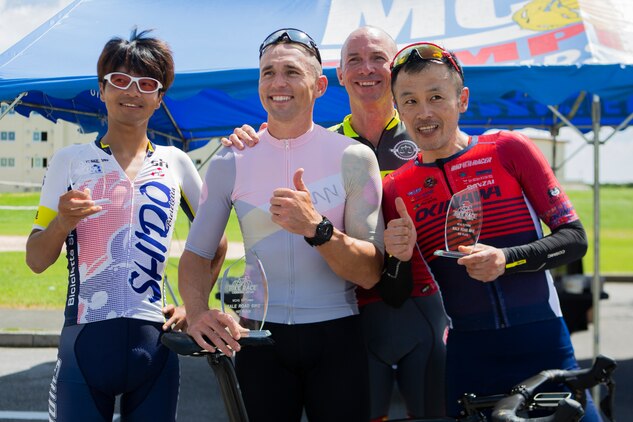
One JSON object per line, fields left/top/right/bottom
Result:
{"left": 434, "top": 185, "right": 483, "bottom": 259}
{"left": 220, "top": 249, "right": 271, "bottom": 338}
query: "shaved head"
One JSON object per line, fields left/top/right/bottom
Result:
{"left": 340, "top": 26, "right": 397, "bottom": 69}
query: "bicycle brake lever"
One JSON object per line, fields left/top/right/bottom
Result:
{"left": 553, "top": 398, "right": 584, "bottom": 422}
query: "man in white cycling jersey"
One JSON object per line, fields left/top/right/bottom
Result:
{"left": 179, "top": 28, "right": 384, "bottom": 422}
{"left": 26, "top": 29, "right": 227, "bottom": 422}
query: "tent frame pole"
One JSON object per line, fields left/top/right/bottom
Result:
{"left": 0, "top": 92, "right": 27, "bottom": 121}
{"left": 549, "top": 96, "right": 607, "bottom": 403}
{"left": 549, "top": 95, "right": 608, "bottom": 406}
{"left": 591, "top": 95, "right": 601, "bottom": 403}
{"left": 547, "top": 104, "right": 590, "bottom": 140}
{"left": 160, "top": 101, "right": 186, "bottom": 149}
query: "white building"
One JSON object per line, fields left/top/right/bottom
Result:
{"left": 0, "top": 104, "right": 97, "bottom": 192}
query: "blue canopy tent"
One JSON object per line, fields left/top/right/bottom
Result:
{"left": 2, "top": 0, "right": 632, "bottom": 149}
{"left": 2, "top": 0, "right": 633, "bottom": 360}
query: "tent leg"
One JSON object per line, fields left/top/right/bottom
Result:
{"left": 551, "top": 132, "right": 558, "bottom": 177}
{"left": 591, "top": 95, "right": 601, "bottom": 405}
{"left": 160, "top": 101, "right": 186, "bottom": 149}
{"left": 196, "top": 140, "right": 223, "bottom": 171}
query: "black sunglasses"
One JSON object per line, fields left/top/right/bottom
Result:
{"left": 259, "top": 28, "right": 322, "bottom": 64}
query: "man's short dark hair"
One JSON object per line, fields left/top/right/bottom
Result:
{"left": 97, "top": 28, "right": 174, "bottom": 92}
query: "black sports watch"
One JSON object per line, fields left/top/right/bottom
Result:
{"left": 304, "top": 216, "right": 334, "bottom": 247}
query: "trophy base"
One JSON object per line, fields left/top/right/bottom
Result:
{"left": 240, "top": 329, "right": 272, "bottom": 338}
{"left": 434, "top": 250, "right": 468, "bottom": 259}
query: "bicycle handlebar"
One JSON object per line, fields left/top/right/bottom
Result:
{"left": 491, "top": 354, "right": 617, "bottom": 422}
{"left": 161, "top": 331, "right": 266, "bottom": 422}
{"left": 163, "top": 331, "right": 615, "bottom": 422}
{"left": 161, "top": 330, "right": 274, "bottom": 356}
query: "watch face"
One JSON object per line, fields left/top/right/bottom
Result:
{"left": 317, "top": 220, "right": 333, "bottom": 238}
{"left": 304, "top": 216, "right": 333, "bottom": 246}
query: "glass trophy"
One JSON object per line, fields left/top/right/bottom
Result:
{"left": 433, "top": 185, "right": 483, "bottom": 258}
{"left": 68, "top": 148, "right": 111, "bottom": 207}
{"left": 220, "top": 250, "right": 271, "bottom": 338}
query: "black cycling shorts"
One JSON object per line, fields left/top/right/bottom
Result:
{"left": 49, "top": 318, "right": 179, "bottom": 422}
{"left": 235, "top": 315, "right": 369, "bottom": 422}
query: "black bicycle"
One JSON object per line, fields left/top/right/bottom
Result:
{"left": 161, "top": 331, "right": 616, "bottom": 422}
{"left": 161, "top": 330, "right": 273, "bottom": 422}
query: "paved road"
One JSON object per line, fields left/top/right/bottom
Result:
{"left": 0, "top": 348, "right": 229, "bottom": 421}
{"left": 0, "top": 348, "right": 405, "bottom": 421}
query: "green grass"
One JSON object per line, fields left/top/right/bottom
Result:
{"left": 0, "top": 193, "right": 39, "bottom": 235}
{"left": 0, "top": 251, "right": 236, "bottom": 310}
{"left": 0, "top": 252, "right": 69, "bottom": 308}
{"left": 1, "top": 187, "right": 631, "bottom": 308}
{"left": 562, "top": 186, "right": 633, "bottom": 274}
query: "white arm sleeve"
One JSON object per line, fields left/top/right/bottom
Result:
{"left": 341, "top": 143, "right": 384, "bottom": 252}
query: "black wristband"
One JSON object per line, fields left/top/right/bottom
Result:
{"left": 375, "top": 255, "right": 413, "bottom": 308}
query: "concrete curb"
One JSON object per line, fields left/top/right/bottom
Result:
{"left": 0, "top": 332, "right": 60, "bottom": 347}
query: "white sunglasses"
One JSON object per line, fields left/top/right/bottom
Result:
{"left": 103, "top": 72, "right": 163, "bottom": 94}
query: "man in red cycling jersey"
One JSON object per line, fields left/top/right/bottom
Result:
{"left": 382, "top": 41, "right": 602, "bottom": 420}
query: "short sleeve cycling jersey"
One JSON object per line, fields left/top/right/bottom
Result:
{"left": 331, "top": 113, "right": 437, "bottom": 307}
{"left": 330, "top": 111, "right": 418, "bottom": 177}
{"left": 383, "top": 131, "right": 579, "bottom": 331}
{"left": 33, "top": 140, "right": 201, "bottom": 326}
{"left": 185, "top": 124, "right": 384, "bottom": 325}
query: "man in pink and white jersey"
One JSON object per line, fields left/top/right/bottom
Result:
{"left": 179, "top": 28, "right": 384, "bottom": 422}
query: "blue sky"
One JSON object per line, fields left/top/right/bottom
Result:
{"left": 0, "top": 0, "right": 73, "bottom": 53}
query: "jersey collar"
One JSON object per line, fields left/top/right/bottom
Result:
{"left": 95, "top": 139, "right": 156, "bottom": 158}
{"left": 340, "top": 109, "right": 402, "bottom": 139}
{"left": 415, "top": 136, "right": 478, "bottom": 166}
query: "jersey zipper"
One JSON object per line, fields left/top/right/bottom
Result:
{"left": 437, "top": 160, "right": 454, "bottom": 196}
{"left": 284, "top": 139, "right": 295, "bottom": 325}
{"left": 369, "top": 118, "right": 393, "bottom": 155}
{"left": 489, "top": 282, "right": 508, "bottom": 328}
{"left": 123, "top": 176, "right": 135, "bottom": 317}
{"left": 436, "top": 159, "right": 509, "bottom": 328}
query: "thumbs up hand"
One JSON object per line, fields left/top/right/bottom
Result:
{"left": 292, "top": 167, "right": 309, "bottom": 193}
{"left": 270, "top": 168, "right": 322, "bottom": 236}
{"left": 384, "top": 197, "right": 416, "bottom": 261}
